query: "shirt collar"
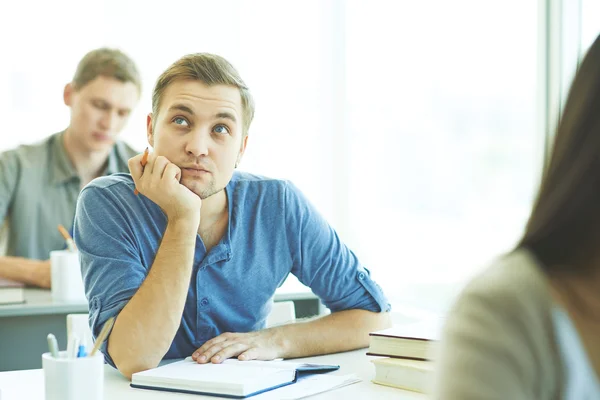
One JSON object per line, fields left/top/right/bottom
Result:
{"left": 50, "top": 131, "right": 78, "bottom": 185}
{"left": 201, "top": 182, "right": 235, "bottom": 267}
{"left": 105, "top": 143, "right": 124, "bottom": 176}
{"left": 50, "top": 130, "right": 127, "bottom": 186}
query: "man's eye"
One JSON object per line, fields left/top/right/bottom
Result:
{"left": 214, "top": 124, "right": 230, "bottom": 135}
{"left": 92, "top": 101, "right": 110, "bottom": 110}
{"left": 173, "top": 117, "right": 189, "bottom": 126}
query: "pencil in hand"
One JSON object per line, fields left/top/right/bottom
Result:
{"left": 134, "top": 147, "right": 149, "bottom": 195}
{"left": 89, "top": 316, "right": 115, "bottom": 357}
{"left": 58, "top": 224, "right": 77, "bottom": 252}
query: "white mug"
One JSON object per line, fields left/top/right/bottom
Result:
{"left": 50, "top": 250, "right": 86, "bottom": 302}
{"left": 42, "top": 351, "right": 103, "bottom": 400}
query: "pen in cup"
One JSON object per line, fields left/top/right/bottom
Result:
{"left": 58, "top": 224, "right": 77, "bottom": 252}
{"left": 47, "top": 333, "right": 59, "bottom": 358}
{"left": 67, "top": 334, "right": 80, "bottom": 359}
{"left": 77, "top": 344, "right": 87, "bottom": 358}
{"left": 133, "top": 147, "right": 149, "bottom": 195}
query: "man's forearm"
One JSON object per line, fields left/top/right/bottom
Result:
{"left": 273, "top": 309, "right": 392, "bottom": 359}
{"left": 0, "top": 256, "right": 50, "bottom": 288}
{"left": 108, "top": 220, "right": 197, "bottom": 379}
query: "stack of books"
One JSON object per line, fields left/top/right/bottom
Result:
{"left": 368, "top": 319, "right": 441, "bottom": 393}
{"left": 0, "top": 277, "right": 25, "bottom": 305}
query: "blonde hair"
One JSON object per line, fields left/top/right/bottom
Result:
{"left": 152, "top": 53, "right": 254, "bottom": 136}
{"left": 72, "top": 48, "right": 141, "bottom": 94}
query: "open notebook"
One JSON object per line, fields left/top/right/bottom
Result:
{"left": 130, "top": 357, "right": 340, "bottom": 398}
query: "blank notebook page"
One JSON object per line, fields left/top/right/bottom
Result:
{"left": 134, "top": 359, "right": 293, "bottom": 388}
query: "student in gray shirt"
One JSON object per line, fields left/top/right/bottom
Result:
{"left": 0, "top": 48, "right": 141, "bottom": 288}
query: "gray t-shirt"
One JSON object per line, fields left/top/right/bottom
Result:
{"left": 0, "top": 131, "right": 137, "bottom": 260}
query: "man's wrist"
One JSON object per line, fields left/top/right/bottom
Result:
{"left": 166, "top": 217, "right": 199, "bottom": 235}
{"left": 32, "top": 259, "right": 51, "bottom": 289}
{"left": 270, "top": 327, "right": 293, "bottom": 359}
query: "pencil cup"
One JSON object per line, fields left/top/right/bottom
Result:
{"left": 42, "top": 351, "right": 103, "bottom": 400}
{"left": 50, "top": 250, "right": 86, "bottom": 302}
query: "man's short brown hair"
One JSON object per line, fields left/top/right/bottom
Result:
{"left": 152, "top": 53, "right": 254, "bottom": 137}
{"left": 72, "top": 48, "right": 141, "bottom": 94}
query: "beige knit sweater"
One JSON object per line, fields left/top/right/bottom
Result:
{"left": 432, "top": 249, "right": 563, "bottom": 399}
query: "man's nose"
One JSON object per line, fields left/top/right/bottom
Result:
{"left": 99, "top": 110, "right": 118, "bottom": 132}
{"left": 185, "top": 129, "right": 209, "bottom": 157}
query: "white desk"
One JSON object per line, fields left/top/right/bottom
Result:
{"left": 0, "top": 349, "right": 426, "bottom": 400}
{"left": 0, "top": 284, "right": 321, "bottom": 371}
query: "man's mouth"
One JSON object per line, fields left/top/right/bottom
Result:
{"left": 92, "top": 132, "right": 113, "bottom": 142}
{"left": 182, "top": 167, "right": 211, "bottom": 176}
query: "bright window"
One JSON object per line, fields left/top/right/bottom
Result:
{"left": 581, "top": 0, "right": 600, "bottom": 54}
{"left": 344, "top": 0, "right": 542, "bottom": 312}
{"left": 1, "top": 0, "right": 554, "bottom": 313}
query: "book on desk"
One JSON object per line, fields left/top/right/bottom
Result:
{"left": 371, "top": 357, "right": 433, "bottom": 393}
{"left": 0, "top": 278, "right": 25, "bottom": 305}
{"left": 367, "top": 319, "right": 441, "bottom": 360}
{"left": 368, "top": 319, "right": 442, "bottom": 394}
{"left": 131, "top": 357, "right": 340, "bottom": 398}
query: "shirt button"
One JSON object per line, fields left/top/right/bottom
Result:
{"left": 200, "top": 298, "right": 209, "bottom": 306}
{"left": 358, "top": 272, "right": 365, "bottom": 280}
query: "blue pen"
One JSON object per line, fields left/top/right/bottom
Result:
{"left": 77, "top": 345, "right": 87, "bottom": 358}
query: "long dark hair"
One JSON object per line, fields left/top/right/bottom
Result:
{"left": 519, "top": 34, "right": 600, "bottom": 273}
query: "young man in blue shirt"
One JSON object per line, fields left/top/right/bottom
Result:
{"left": 74, "top": 53, "right": 391, "bottom": 379}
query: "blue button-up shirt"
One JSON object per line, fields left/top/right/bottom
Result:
{"left": 74, "top": 171, "right": 390, "bottom": 366}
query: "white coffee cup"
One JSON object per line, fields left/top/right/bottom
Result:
{"left": 42, "top": 351, "right": 103, "bottom": 400}
{"left": 50, "top": 250, "right": 86, "bottom": 302}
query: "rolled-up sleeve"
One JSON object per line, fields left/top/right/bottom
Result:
{"left": 73, "top": 186, "right": 147, "bottom": 367}
{"left": 284, "top": 181, "right": 390, "bottom": 313}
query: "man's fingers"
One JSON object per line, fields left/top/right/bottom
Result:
{"left": 212, "top": 342, "right": 249, "bottom": 364}
{"left": 195, "top": 334, "right": 229, "bottom": 354}
{"left": 195, "top": 343, "right": 226, "bottom": 364}
{"left": 145, "top": 151, "right": 158, "bottom": 176}
{"left": 128, "top": 153, "right": 145, "bottom": 179}
{"left": 193, "top": 335, "right": 231, "bottom": 362}
{"left": 192, "top": 331, "right": 279, "bottom": 365}
{"left": 238, "top": 347, "right": 260, "bottom": 361}
{"left": 151, "top": 156, "right": 170, "bottom": 184}
{"left": 129, "top": 152, "right": 149, "bottom": 194}
{"left": 163, "top": 162, "right": 182, "bottom": 182}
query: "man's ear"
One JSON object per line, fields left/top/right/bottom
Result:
{"left": 63, "top": 83, "right": 74, "bottom": 106}
{"left": 236, "top": 135, "right": 249, "bottom": 167}
{"left": 146, "top": 113, "right": 155, "bottom": 147}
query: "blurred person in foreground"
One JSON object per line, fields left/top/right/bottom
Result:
{"left": 433, "top": 34, "right": 600, "bottom": 399}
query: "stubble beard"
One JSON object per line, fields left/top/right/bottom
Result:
{"left": 188, "top": 177, "right": 222, "bottom": 200}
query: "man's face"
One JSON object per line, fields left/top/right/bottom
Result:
{"left": 64, "top": 75, "right": 139, "bottom": 152}
{"left": 147, "top": 80, "right": 247, "bottom": 200}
